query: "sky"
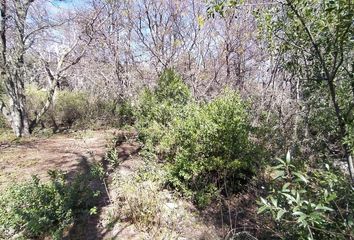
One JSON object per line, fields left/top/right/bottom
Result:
{"left": 52, "top": 0, "right": 83, "bottom": 7}
{"left": 49, "top": 0, "right": 89, "bottom": 13}
{"left": 51, "top": 0, "right": 75, "bottom": 8}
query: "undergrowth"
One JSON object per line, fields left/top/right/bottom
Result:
{"left": 135, "top": 69, "right": 262, "bottom": 207}
{"left": 0, "top": 170, "right": 99, "bottom": 239}
{"left": 258, "top": 153, "right": 354, "bottom": 240}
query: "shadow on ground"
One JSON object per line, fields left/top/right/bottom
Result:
{"left": 63, "top": 153, "right": 109, "bottom": 240}
{"left": 64, "top": 131, "right": 141, "bottom": 240}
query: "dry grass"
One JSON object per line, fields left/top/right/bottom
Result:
{"left": 99, "top": 162, "right": 219, "bottom": 240}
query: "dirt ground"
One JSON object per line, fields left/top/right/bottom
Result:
{"left": 0, "top": 129, "right": 115, "bottom": 190}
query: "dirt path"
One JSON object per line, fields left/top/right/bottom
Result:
{"left": 0, "top": 129, "right": 115, "bottom": 189}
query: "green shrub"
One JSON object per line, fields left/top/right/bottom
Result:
{"left": 0, "top": 171, "right": 98, "bottom": 239}
{"left": 25, "top": 85, "right": 136, "bottom": 130}
{"left": 26, "top": 86, "right": 89, "bottom": 129}
{"left": 258, "top": 152, "right": 354, "bottom": 240}
{"left": 135, "top": 69, "right": 191, "bottom": 150}
{"left": 155, "top": 69, "right": 191, "bottom": 105}
{"left": 54, "top": 91, "right": 89, "bottom": 127}
{"left": 164, "top": 91, "right": 258, "bottom": 207}
{"left": 115, "top": 99, "right": 136, "bottom": 127}
{"left": 106, "top": 148, "right": 120, "bottom": 168}
{"left": 135, "top": 70, "right": 259, "bottom": 207}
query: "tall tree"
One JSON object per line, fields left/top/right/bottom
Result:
{"left": 0, "top": 0, "right": 98, "bottom": 136}
{"left": 0, "top": 0, "right": 34, "bottom": 136}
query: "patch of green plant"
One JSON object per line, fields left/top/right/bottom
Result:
{"left": 134, "top": 68, "right": 191, "bottom": 149}
{"left": 135, "top": 70, "right": 261, "bottom": 207}
{"left": 116, "top": 99, "right": 136, "bottom": 127}
{"left": 106, "top": 148, "right": 120, "bottom": 168}
{"left": 0, "top": 170, "right": 99, "bottom": 240}
{"left": 25, "top": 84, "right": 136, "bottom": 131}
{"left": 164, "top": 91, "right": 259, "bottom": 207}
{"left": 345, "top": 122, "right": 354, "bottom": 155}
{"left": 258, "top": 152, "right": 354, "bottom": 240}
{"left": 26, "top": 85, "right": 90, "bottom": 129}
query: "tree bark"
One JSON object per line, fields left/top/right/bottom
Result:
{"left": 9, "top": 103, "right": 30, "bottom": 137}
{"left": 327, "top": 76, "right": 354, "bottom": 184}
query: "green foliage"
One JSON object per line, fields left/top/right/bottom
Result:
{"left": 115, "top": 99, "right": 136, "bottom": 127}
{"left": 155, "top": 69, "right": 191, "bottom": 105}
{"left": 256, "top": 0, "right": 354, "bottom": 159}
{"left": 345, "top": 122, "right": 354, "bottom": 154}
{"left": 164, "top": 91, "right": 257, "bottom": 207}
{"left": 135, "top": 69, "right": 191, "bottom": 150}
{"left": 258, "top": 152, "right": 354, "bottom": 239}
{"left": 25, "top": 85, "right": 135, "bottom": 130}
{"left": 90, "top": 162, "right": 106, "bottom": 180}
{"left": 26, "top": 86, "right": 89, "bottom": 128}
{"left": 206, "top": 0, "right": 240, "bottom": 18}
{"left": 135, "top": 69, "right": 259, "bottom": 207}
{"left": 0, "top": 170, "right": 98, "bottom": 239}
{"left": 54, "top": 90, "right": 89, "bottom": 126}
{"left": 106, "top": 148, "right": 120, "bottom": 168}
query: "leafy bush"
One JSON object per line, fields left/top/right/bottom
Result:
{"left": 115, "top": 99, "right": 136, "bottom": 127}
{"left": 164, "top": 92, "right": 258, "bottom": 207}
{"left": 258, "top": 152, "right": 354, "bottom": 240}
{"left": 0, "top": 171, "right": 98, "bottom": 239}
{"left": 106, "top": 148, "right": 120, "bottom": 168}
{"left": 54, "top": 91, "right": 89, "bottom": 127}
{"left": 135, "top": 70, "right": 259, "bottom": 207}
{"left": 26, "top": 86, "right": 89, "bottom": 129}
{"left": 135, "top": 69, "right": 191, "bottom": 151}
{"left": 26, "top": 85, "right": 135, "bottom": 130}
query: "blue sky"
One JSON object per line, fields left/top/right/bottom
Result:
{"left": 52, "top": 0, "right": 75, "bottom": 8}
{"left": 50, "top": 0, "right": 89, "bottom": 10}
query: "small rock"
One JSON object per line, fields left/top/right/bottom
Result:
{"left": 165, "top": 202, "right": 178, "bottom": 209}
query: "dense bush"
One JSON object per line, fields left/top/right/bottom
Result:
{"left": 135, "top": 69, "right": 191, "bottom": 150}
{"left": 25, "top": 85, "right": 134, "bottom": 131}
{"left": 26, "top": 86, "right": 90, "bottom": 129}
{"left": 114, "top": 99, "right": 136, "bottom": 127}
{"left": 53, "top": 91, "right": 89, "bottom": 127}
{"left": 135, "top": 69, "right": 260, "bottom": 207}
{"left": 0, "top": 171, "right": 98, "bottom": 239}
{"left": 258, "top": 153, "right": 354, "bottom": 240}
{"left": 164, "top": 92, "right": 258, "bottom": 207}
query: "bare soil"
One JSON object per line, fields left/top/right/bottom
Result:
{"left": 0, "top": 129, "right": 115, "bottom": 190}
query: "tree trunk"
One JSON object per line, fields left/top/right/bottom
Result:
{"left": 8, "top": 99, "right": 30, "bottom": 137}
{"left": 327, "top": 76, "right": 354, "bottom": 184}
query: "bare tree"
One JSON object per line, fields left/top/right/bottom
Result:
{"left": 0, "top": 0, "right": 99, "bottom": 136}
